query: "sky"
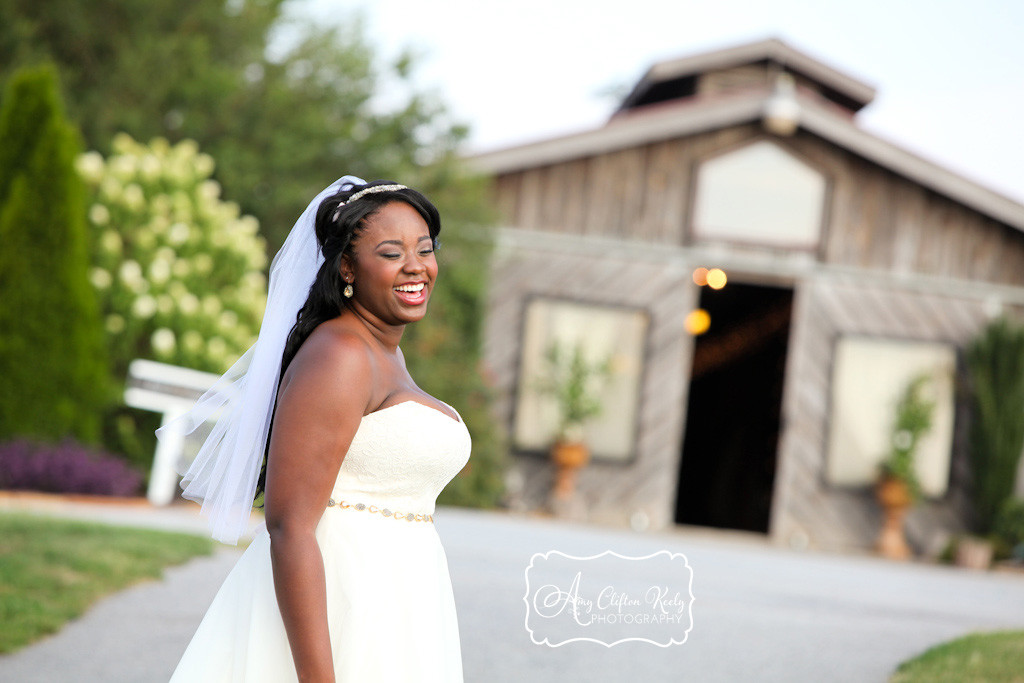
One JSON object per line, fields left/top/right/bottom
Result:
{"left": 296, "top": 0, "right": 1024, "bottom": 203}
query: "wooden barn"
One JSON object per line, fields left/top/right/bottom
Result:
{"left": 469, "top": 38, "right": 1024, "bottom": 553}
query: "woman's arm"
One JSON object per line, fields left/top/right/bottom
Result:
{"left": 264, "top": 330, "right": 373, "bottom": 683}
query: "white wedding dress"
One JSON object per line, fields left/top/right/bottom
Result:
{"left": 170, "top": 400, "right": 470, "bottom": 682}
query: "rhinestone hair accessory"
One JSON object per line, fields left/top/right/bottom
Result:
{"left": 331, "top": 183, "right": 408, "bottom": 222}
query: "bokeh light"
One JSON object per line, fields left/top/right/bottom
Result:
{"left": 692, "top": 267, "right": 708, "bottom": 286}
{"left": 707, "top": 268, "right": 727, "bottom": 289}
{"left": 685, "top": 309, "right": 711, "bottom": 335}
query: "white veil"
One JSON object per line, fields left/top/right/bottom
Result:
{"left": 157, "top": 175, "right": 366, "bottom": 544}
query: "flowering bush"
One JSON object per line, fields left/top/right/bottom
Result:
{"left": 0, "top": 440, "right": 143, "bottom": 497}
{"left": 77, "top": 134, "right": 267, "bottom": 375}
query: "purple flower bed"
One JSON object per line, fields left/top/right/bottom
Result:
{"left": 0, "top": 440, "right": 143, "bottom": 497}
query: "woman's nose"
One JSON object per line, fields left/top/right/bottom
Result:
{"left": 403, "top": 255, "right": 426, "bottom": 273}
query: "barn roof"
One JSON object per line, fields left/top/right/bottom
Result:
{"left": 469, "top": 40, "right": 1024, "bottom": 232}
{"left": 616, "top": 37, "right": 876, "bottom": 114}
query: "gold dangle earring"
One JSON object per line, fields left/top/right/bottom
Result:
{"left": 343, "top": 278, "right": 354, "bottom": 298}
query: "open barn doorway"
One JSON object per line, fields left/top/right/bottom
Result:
{"left": 674, "top": 282, "right": 793, "bottom": 533}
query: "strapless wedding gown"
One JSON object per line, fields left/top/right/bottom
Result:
{"left": 170, "top": 400, "right": 470, "bottom": 682}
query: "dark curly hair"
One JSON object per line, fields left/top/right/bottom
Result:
{"left": 255, "top": 180, "right": 442, "bottom": 502}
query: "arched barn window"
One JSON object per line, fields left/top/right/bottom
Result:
{"left": 692, "top": 140, "right": 827, "bottom": 249}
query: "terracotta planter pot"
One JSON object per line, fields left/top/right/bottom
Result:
{"left": 551, "top": 441, "right": 589, "bottom": 499}
{"left": 875, "top": 476, "right": 912, "bottom": 560}
{"left": 955, "top": 537, "right": 994, "bottom": 570}
{"left": 876, "top": 475, "right": 912, "bottom": 508}
{"left": 552, "top": 441, "right": 589, "bottom": 469}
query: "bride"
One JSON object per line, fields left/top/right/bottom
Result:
{"left": 164, "top": 177, "right": 469, "bottom": 682}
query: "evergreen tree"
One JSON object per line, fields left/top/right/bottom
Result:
{"left": 0, "top": 64, "right": 109, "bottom": 442}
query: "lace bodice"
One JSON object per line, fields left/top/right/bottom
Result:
{"left": 329, "top": 400, "right": 471, "bottom": 514}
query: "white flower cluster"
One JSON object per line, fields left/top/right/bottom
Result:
{"left": 78, "top": 133, "right": 268, "bottom": 373}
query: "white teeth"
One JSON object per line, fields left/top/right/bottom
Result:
{"left": 394, "top": 283, "right": 425, "bottom": 293}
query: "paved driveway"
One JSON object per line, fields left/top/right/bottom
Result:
{"left": 446, "top": 509, "right": 1024, "bottom": 682}
{"left": 2, "top": 504, "right": 1023, "bottom": 682}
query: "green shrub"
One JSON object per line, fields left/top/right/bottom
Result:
{"left": 994, "top": 498, "right": 1024, "bottom": 560}
{"left": 966, "top": 318, "right": 1024, "bottom": 533}
{"left": 0, "top": 64, "right": 109, "bottom": 443}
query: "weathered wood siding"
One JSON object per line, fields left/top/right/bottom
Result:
{"left": 773, "top": 277, "right": 991, "bottom": 551}
{"left": 491, "top": 126, "right": 1024, "bottom": 287}
{"left": 482, "top": 238, "right": 694, "bottom": 529}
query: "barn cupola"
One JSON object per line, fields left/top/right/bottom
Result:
{"left": 615, "top": 37, "right": 876, "bottom": 119}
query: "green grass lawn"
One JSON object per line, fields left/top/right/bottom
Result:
{"left": 891, "top": 630, "right": 1024, "bottom": 682}
{"left": 0, "top": 512, "right": 213, "bottom": 654}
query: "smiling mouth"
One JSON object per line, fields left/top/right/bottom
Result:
{"left": 394, "top": 283, "right": 425, "bottom": 293}
{"left": 393, "top": 282, "right": 427, "bottom": 305}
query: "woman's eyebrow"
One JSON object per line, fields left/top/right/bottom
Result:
{"left": 375, "top": 235, "right": 432, "bottom": 248}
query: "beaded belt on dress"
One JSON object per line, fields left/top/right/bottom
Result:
{"left": 327, "top": 498, "right": 433, "bottom": 523}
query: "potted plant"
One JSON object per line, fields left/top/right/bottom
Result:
{"left": 534, "top": 342, "right": 611, "bottom": 499}
{"left": 962, "top": 318, "right": 1024, "bottom": 569}
{"left": 876, "top": 374, "right": 934, "bottom": 560}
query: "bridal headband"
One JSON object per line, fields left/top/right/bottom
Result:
{"left": 157, "top": 175, "right": 366, "bottom": 544}
{"left": 332, "top": 183, "right": 407, "bottom": 220}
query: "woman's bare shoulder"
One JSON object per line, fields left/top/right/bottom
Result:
{"left": 283, "top": 321, "right": 375, "bottom": 396}
{"left": 306, "top": 320, "right": 372, "bottom": 359}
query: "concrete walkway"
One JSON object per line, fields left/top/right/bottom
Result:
{"left": 2, "top": 497, "right": 1023, "bottom": 682}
